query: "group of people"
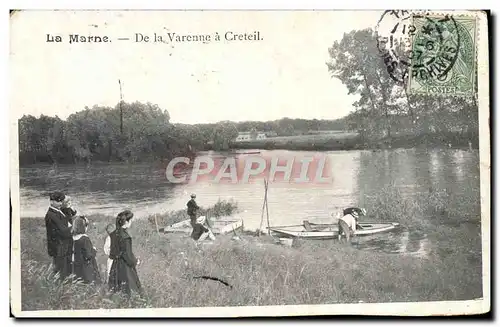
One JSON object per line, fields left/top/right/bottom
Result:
{"left": 187, "top": 193, "right": 366, "bottom": 244}
{"left": 186, "top": 193, "right": 216, "bottom": 244}
{"left": 44, "top": 191, "right": 142, "bottom": 296}
{"left": 44, "top": 188, "right": 363, "bottom": 296}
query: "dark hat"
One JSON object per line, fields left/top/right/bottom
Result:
{"left": 49, "top": 191, "right": 66, "bottom": 202}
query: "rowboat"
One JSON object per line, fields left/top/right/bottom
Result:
{"left": 160, "top": 218, "right": 244, "bottom": 235}
{"left": 268, "top": 221, "right": 400, "bottom": 240}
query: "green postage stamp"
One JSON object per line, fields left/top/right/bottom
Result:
{"left": 376, "top": 11, "right": 478, "bottom": 97}
{"left": 408, "top": 14, "right": 478, "bottom": 97}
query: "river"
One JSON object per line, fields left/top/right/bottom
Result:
{"left": 17, "top": 148, "right": 481, "bottom": 257}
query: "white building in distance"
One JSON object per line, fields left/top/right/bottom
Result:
{"left": 234, "top": 131, "right": 267, "bottom": 142}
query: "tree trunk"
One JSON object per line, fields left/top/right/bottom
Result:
{"left": 374, "top": 71, "right": 391, "bottom": 139}
{"left": 362, "top": 74, "right": 377, "bottom": 112}
{"left": 403, "top": 87, "right": 415, "bottom": 120}
{"left": 108, "top": 140, "right": 113, "bottom": 161}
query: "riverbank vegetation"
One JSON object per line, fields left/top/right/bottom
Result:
{"left": 18, "top": 108, "right": 349, "bottom": 165}
{"left": 18, "top": 189, "right": 482, "bottom": 311}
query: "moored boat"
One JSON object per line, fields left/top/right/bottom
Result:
{"left": 268, "top": 221, "right": 400, "bottom": 240}
{"left": 160, "top": 217, "right": 244, "bottom": 235}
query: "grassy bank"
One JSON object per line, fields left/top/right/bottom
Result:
{"left": 231, "top": 131, "right": 478, "bottom": 152}
{"left": 18, "top": 193, "right": 483, "bottom": 311}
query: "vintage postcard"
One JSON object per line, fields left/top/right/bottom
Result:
{"left": 9, "top": 9, "right": 490, "bottom": 317}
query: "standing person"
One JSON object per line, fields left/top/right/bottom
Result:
{"left": 103, "top": 223, "right": 115, "bottom": 282}
{"left": 72, "top": 216, "right": 101, "bottom": 284}
{"left": 187, "top": 194, "right": 200, "bottom": 228}
{"left": 338, "top": 208, "right": 366, "bottom": 243}
{"left": 45, "top": 192, "right": 73, "bottom": 280}
{"left": 108, "top": 210, "right": 143, "bottom": 296}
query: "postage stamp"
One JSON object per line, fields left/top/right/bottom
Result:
{"left": 407, "top": 14, "right": 478, "bottom": 97}
{"left": 376, "top": 10, "right": 478, "bottom": 97}
{"left": 9, "top": 9, "right": 490, "bottom": 318}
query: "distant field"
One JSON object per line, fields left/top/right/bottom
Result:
{"left": 265, "top": 132, "right": 358, "bottom": 143}
{"left": 231, "top": 132, "right": 360, "bottom": 150}
{"left": 230, "top": 130, "right": 478, "bottom": 152}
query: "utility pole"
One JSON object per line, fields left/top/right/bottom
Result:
{"left": 119, "top": 79, "right": 123, "bottom": 135}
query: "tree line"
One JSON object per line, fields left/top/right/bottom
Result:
{"left": 18, "top": 102, "right": 348, "bottom": 165}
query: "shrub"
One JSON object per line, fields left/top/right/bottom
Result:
{"left": 147, "top": 199, "right": 239, "bottom": 227}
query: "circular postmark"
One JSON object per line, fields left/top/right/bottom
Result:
{"left": 376, "top": 11, "right": 461, "bottom": 87}
{"left": 376, "top": 10, "right": 414, "bottom": 84}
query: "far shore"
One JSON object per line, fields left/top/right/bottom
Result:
{"left": 229, "top": 131, "right": 478, "bottom": 152}
{"left": 18, "top": 131, "right": 479, "bottom": 168}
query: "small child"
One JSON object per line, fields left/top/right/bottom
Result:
{"left": 72, "top": 216, "right": 101, "bottom": 284}
{"left": 103, "top": 223, "right": 115, "bottom": 282}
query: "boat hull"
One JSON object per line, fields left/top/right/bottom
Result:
{"left": 270, "top": 228, "right": 340, "bottom": 240}
{"left": 269, "top": 222, "right": 400, "bottom": 240}
{"left": 161, "top": 218, "right": 244, "bottom": 235}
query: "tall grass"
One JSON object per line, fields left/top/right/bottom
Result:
{"left": 18, "top": 193, "right": 482, "bottom": 311}
{"left": 361, "top": 182, "right": 480, "bottom": 231}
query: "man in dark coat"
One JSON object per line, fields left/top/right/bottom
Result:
{"left": 187, "top": 194, "right": 200, "bottom": 227}
{"left": 45, "top": 191, "right": 73, "bottom": 280}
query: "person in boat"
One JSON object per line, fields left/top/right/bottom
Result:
{"left": 108, "top": 210, "right": 143, "bottom": 296}
{"left": 187, "top": 194, "right": 201, "bottom": 227}
{"left": 343, "top": 207, "right": 367, "bottom": 217}
{"left": 191, "top": 215, "right": 216, "bottom": 244}
{"left": 72, "top": 216, "right": 101, "bottom": 284}
{"left": 45, "top": 191, "right": 73, "bottom": 280}
{"left": 338, "top": 207, "right": 366, "bottom": 242}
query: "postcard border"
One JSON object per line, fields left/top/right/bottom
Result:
{"left": 9, "top": 9, "right": 491, "bottom": 318}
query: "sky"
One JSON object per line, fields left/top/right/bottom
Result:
{"left": 10, "top": 10, "right": 383, "bottom": 124}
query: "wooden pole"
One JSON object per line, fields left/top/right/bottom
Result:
{"left": 119, "top": 79, "right": 123, "bottom": 135}
{"left": 265, "top": 180, "right": 271, "bottom": 235}
{"left": 258, "top": 179, "right": 266, "bottom": 236}
{"left": 154, "top": 213, "right": 160, "bottom": 235}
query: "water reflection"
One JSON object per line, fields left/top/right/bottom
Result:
{"left": 352, "top": 228, "right": 429, "bottom": 258}
{"left": 18, "top": 148, "right": 480, "bottom": 257}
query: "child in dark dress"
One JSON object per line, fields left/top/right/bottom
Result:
{"left": 72, "top": 216, "right": 101, "bottom": 284}
{"left": 108, "top": 210, "right": 143, "bottom": 296}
